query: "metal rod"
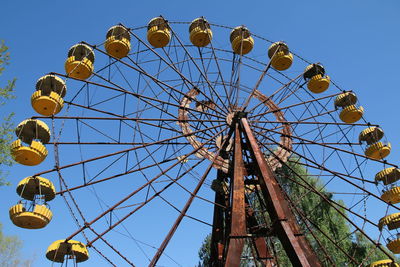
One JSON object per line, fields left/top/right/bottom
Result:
{"left": 65, "top": 126, "right": 225, "bottom": 242}
{"left": 34, "top": 124, "right": 222, "bottom": 176}
{"left": 249, "top": 92, "right": 341, "bottom": 119}
{"left": 33, "top": 115, "right": 224, "bottom": 123}
{"left": 210, "top": 170, "right": 228, "bottom": 266}
{"left": 149, "top": 127, "right": 234, "bottom": 266}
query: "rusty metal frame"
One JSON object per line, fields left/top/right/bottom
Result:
{"left": 224, "top": 123, "right": 246, "bottom": 267}
{"left": 241, "top": 117, "right": 321, "bottom": 266}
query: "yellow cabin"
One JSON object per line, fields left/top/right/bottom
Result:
{"left": 376, "top": 168, "right": 400, "bottom": 185}
{"left": 334, "top": 92, "right": 358, "bottom": 107}
{"left": 32, "top": 75, "right": 66, "bottom": 116}
{"left": 11, "top": 119, "right": 50, "bottom": 166}
{"left": 359, "top": 127, "right": 391, "bottom": 160}
{"left": 11, "top": 139, "right": 48, "bottom": 166}
{"left": 147, "top": 17, "right": 171, "bottom": 48}
{"left": 370, "top": 259, "right": 399, "bottom": 267}
{"left": 9, "top": 203, "right": 52, "bottom": 229}
{"left": 46, "top": 240, "right": 89, "bottom": 263}
{"left": 339, "top": 105, "right": 364, "bottom": 123}
{"left": 189, "top": 17, "right": 212, "bottom": 47}
{"left": 382, "top": 187, "right": 400, "bottom": 204}
{"left": 365, "top": 142, "right": 391, "bottom": 160}
{"left": 387, "top": 238, "right": 400, "bottom": 254}
{"left": 230, "top": 26, "right": 254, "bottom": 55}
{"left": 335, "top": 92, "right": 364, "bottom": 123}
{"left": 10, "top": 176, "right": 55, "bottom": 229}
{"left": 379, "top": 213, "right": 400, "bottom": 230}
{"left": 359, "top": 127, "right": 384, "bottom": 145}
{"left": 65, "top": 43, "right": 95, "bottom": 80}
{"left": 268, "top": 42, "right": 293, "bottom": 71}
{"left": 303, "top": 64, "right": 330, "bottom": 93}
{"left": 105, "top": 25, "right": 131, "bottom": 59}
{"left": 16, "top": 176, "right": 56, "bottom": 201}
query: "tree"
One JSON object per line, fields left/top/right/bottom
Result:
{"left": 0, "top": 40, "right": 16, "bottom": 185}
{"left": 197, "top": 158, "right": 391, "bottom": 266}
{"left": 197, "top": 234, "right": 211, "bottom": 267}
{"left": 0, "top": 41, "right": 34, "bottom": 266}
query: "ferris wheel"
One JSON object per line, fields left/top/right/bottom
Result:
{"left": 8, "top": 16, "right": 400, "bottom": 266}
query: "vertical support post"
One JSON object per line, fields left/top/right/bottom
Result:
{"left": 241, "top": 118, "right": 321, "bottom": 267}
{"left": 210, "top": 170, "right": 228, "bottom": 267}
{"left": 224, "top": 123, "right": 247, "bottom": 267}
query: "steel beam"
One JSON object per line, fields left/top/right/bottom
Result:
{"left": 210, "top": 170, "right": 228, "bottom": 267}
{"left": 241, "top": 118, "right": 321, "bottom": 267}
{"left": 224, "top": 123, "right": 247, "bottom": 267}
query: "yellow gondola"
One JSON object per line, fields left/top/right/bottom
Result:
{"left": 65, "top": 43, "right": 95, "bottom": 80}
{"left": 339, "top": 105, "right": 364, "bottom": 123}
{"left": 365, "top": 142, "right": 391, "bottom": 160}
{"left": 359, "top": 127, "right": 384, "bottom": 145}
{"left": 189, "top": 17, "right": 212, "bottom": 47}
{"left": 303, "top": 64, "right": 330, "bottom": 93}
{"left": 15, "top": 119, "right": 50, "bottom": 144}
{"left": 31, "top": 75, "right": 66, "bottom": 116}
{"left": 379, "top": 213, "right": 400, "bottom": 230}
{"left": 382, "top": 187, "right": 400, "bottom": 204}
{"left": 334, "top": 92, "right": 358, "bottom": 107}
{"left": 359, "top": 127, "right": 391, "bottom": 160}
{"left": 105, "top": 25, "right": 131, "bottom": 59}
{"left": 9, "top": 203, "right": 52, "bottom": 229}
{"left": 387, "top": 238, "right": 400, "bottom": 254}
{"left": 11, "top": 119, "right": 50, "bottom": 166}
{"left": 370, "top": 259, "right": 399, "bottom": 267}
{"left": 335, "top": 92, "right": 364, "bottom": 123}
{"left": 16, "top": 176, "right": 56, "bottom": 201}
{"left": 376, "top": 168, "right": 400, "bottom": 185}
{"left": 268, "top": 42, "right": 293, "bottom": 71}
{"left": 230, "top": 26, "right": 254, "bottom": 55}
{"left": 11, "top": 139, "right": 48, "bottom": 166}
{"left": 46, "top": 240, "right": 89, "bottom": 263}
{"left": 147, "top": 17, "right": 171, "bottom": 48}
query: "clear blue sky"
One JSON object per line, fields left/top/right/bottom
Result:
{"left": 1, "top": 0, "right": 400, "bottom": 266}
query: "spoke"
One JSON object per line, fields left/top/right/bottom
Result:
{"left": 245, "top": 72, "right": 305, "bottom": 114}
{"left": 253, "top": 124, "right": 400, "bottom": 213}
{"left": 253, "top": 124, "right": 398, "bottom": 167}
{"left": 149, "top": 126, "right": 234, "bottom": 266}
{"left": 90, "top": 39, "right": 227, "bottom": 116}
{"left": 55, "top": 72, "right": 226, "bottom": 120}
{"left": 65, "top": 125, "right": 227, "bottom": 243}
{"left": 260, "top": 142, "right": 394, "bottom": 261}
{"left": 34, "top": 123, "right": 223, "bottom": 176}
{"left": 250, "top": 120, "right": 378, "bottom": 127}
{"left": 206, "top": 39, "right": 232, "bottom": 108}
{"left": 87, "top": 226, "right": 136, "bottom": 266}
{"left": 242, "top": 44, "right": 285, "bottom": 110}
{"left": 249, "top": 92, "right": 341, "bottom": 119}
{"left": 166, "top": 27, "right": 230, "bottom": 112}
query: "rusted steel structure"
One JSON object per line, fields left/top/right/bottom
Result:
{"left": 10, "top": 18, "right": 400, "bottom": 266}
{"left": 206, "top": 114, "right": 321, "bottom": 266}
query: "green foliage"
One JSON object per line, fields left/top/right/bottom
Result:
{"left": 0, "top": 222, "right": 22, "bottom": 267}
{"left": 275, "top": 159, "right": 390, "bottom": 265}
{"left": 197, "top": 234, "right": 211, "bottom": 267}
{"left": 0, "top": 40, "right": 16, "bottom": 185}
{"left": 0, "top": 223, "right": 34, "bottom": 267}
{"left": 197, "top": 158, "right": 391, "bottom": 266}
{"left": 0, "top": 41, "right": 33, "bottom": 266}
